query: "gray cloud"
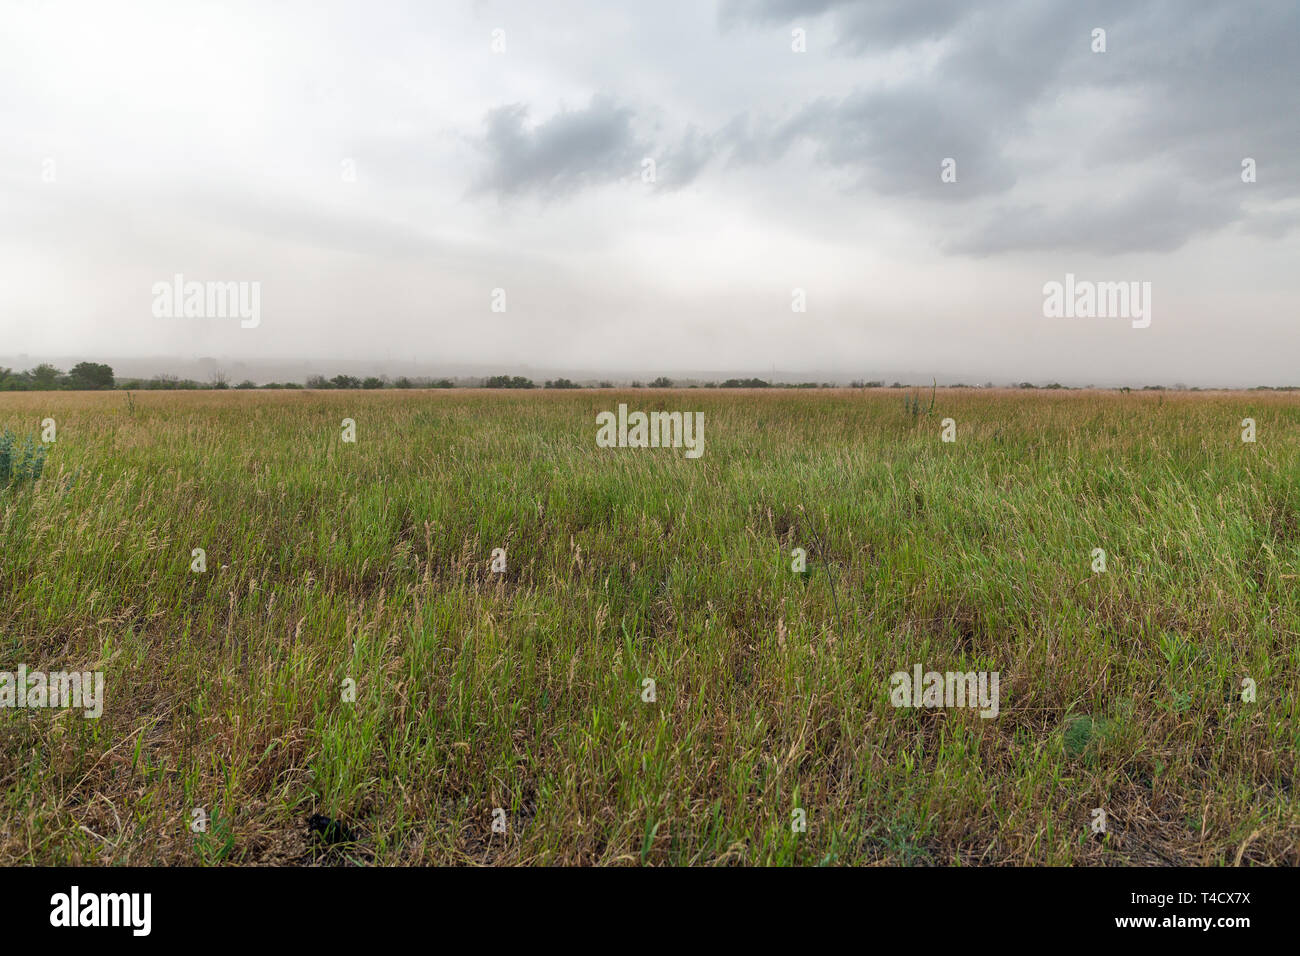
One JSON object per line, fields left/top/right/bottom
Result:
{"left": 716, "top": 0, "right": 1300, "bottom": 252}
{"left": 946, "top": 183, "right": 1241, "bottom": 256}
{"left": 652, "top": 125, "right": 717, "bottom": 192}
{"left": 721, "top": 0, "right": 974, "bottom": 51}
{"left": 467, "top": 1, "right": 1299, "bottom": 252}
{"left": 721, "top": 87, "right": 1018, "bottom": 199}
{"left": 475, "top": 95, "right": 646, "bottom": 198}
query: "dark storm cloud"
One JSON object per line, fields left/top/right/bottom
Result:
{"left": 721, "top": 86, "right": 1018, "bottom": 199}
{"left": 474, "top": 95, "right": 647, "bottom": 198}
{"left": 718, "top": 0, "right": 1300, "bottom": 253}
{"left": 469, "top": 2, "right": 1297, "bottom": 253}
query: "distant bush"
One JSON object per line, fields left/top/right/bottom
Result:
{"left": 483, "top": 375, "right": 535, "bottom": 389}
{"left": 117, "top": 374, "right": 203, "bottom": 390}
{"left": 545, "top": 378, "right": 580, "bottom": 389}
{"left": 147, "top": 374, "right": 201, "bottom": 390}
{"left": 720, "top": 378, "right": 770, "bottom": 388}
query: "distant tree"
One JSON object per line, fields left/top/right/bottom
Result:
{"left": 649, "top": 376, "right": 673, "bottom": 388}
{"left": 31, "top": 363, "right": 61, "bottom": 388}
{"left": 362, "top": 376, "right": 384, "bottom": 389}
{"left": 598, "top": 380, "right": 613, "bottom": 388}
{"left": 431, "top": 378, "right": 455, "bottom": 388}
{"left": 483, "top": 375, "right": 534, "bottom": 389}
{"left": 545, "top": 378, "right": 579, "bottom": 389}
{"left": 235, "top": 380, "right": 257, "bottom": 389}
{"left": 331, "top": 374, "right": 361, "bottom": 389}
{"left": 67, "top": 362, "right": 114, "bottom": 390}
{"left": 306, "top": 375, "right": 331, "bottom": 389}
{"left": 393, "top": 377, "right": 414, "bottom": 389}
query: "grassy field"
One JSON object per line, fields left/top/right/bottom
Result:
{"left": 1, "top": 387, "right": 1297, "bottom": 866}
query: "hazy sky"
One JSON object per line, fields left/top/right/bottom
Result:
{"left": 2, "top": 0, "right": 1297, "bottom": 384}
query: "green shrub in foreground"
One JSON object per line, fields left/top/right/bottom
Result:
{"left": 0, "top": 428, "right": 48, "bottom": 489}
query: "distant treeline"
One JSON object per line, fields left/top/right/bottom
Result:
{"left": 3, "top": 363, "right": 1298, "bottom": 392}
{"left": 1, "top": 362, "right": 116, "bottom": 391}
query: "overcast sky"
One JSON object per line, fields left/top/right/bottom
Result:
{"left": 2, "top": 0, "right": 1297, "bottom": 385}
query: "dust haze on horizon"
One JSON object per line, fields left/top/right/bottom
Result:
{"left": 2, "top": 0, "right": 1297, "bottom": 388}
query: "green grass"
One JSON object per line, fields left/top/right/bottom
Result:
{"left": 0, "top": 387, "right": 1296, "bottom": 865}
